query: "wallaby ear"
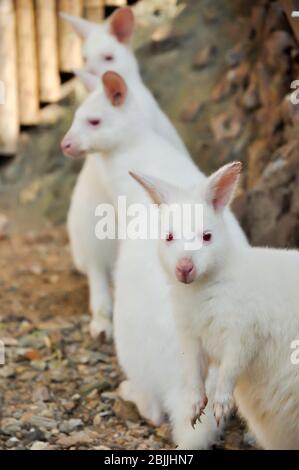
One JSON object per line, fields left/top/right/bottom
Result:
{"left": 60, "top": 12, "right": 97, "bottom": 39}
{"left": 129, "top": 172, "right": 177, "bottom": 206}
{"left": 109, "top": 7, "right": 134, "bottom": 44}
{"left": 75, "top": 69, "right": 99, "bottom": 92}
{"left": 206, "top": 162, "right": 242, "bottom": 212}
{"left": 102, "top": 71, "right": 127, "bottom": 106}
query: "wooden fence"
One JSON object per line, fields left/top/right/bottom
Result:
{"left": 0, "top": 0, "right": 131, "bottom": 155}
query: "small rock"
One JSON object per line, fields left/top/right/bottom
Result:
{"left": 56, "top": 430, "right": 97, "bottom": 448}
{"left": 93, "top": 445, "right": 111, "bottom": 450}
{"left": 30, "top": 441, "right": 49, "bottom": 451}
{"left": 24, "top": 349, "right": 42, "bottom": 361}
{"left": 192, "top": 45, "right": 217, "bottom": 69}
{"left": 113, "top": 399, "right": 140, "bottom": 423}
{"left": 155, "top": 424, "right": 171, "bottom": 441}
{"left": 33, "top": 386, "right": 50, "bottom": 403}
{"left": 28, "top": 263, "right": 44, "bottom": 276}
{"left": 1, "top": 418, "right": 21, "bottom": 436}
{"left": 24, "top": 428, "right": 46, "bottom": 444}
{"left": 19, "top": 333, "right": 46, "bottom": 349}
{"left": 80, "top": 379, "right": 110, "bottom": 396}
{"left": 30, "top": 360, "right": 47, "bottom": 372}
{"left": 63, "top": 401, "right": 77, "bottom": 412}
{"left": 59, "top": 419, "right": 83, "bottom": 434}
{"left": 6, "top": 437, "right": 19, "bottom": 449}
{"left": 0, "top": 365, "right": 16, "bottom": 379}
{"left": 93, "top": 414, "right": 102, "bottom": 426}
{"left": 29, "top": 416, "right": 58, "bottom": 430}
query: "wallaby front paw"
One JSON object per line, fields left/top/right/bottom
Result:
{"left": 89, "top": 316, "right": 113, "bottom": 341}
{"left": 190, "top": 395, "right": 208, "bottom": 429}
{"left": 213, "top": 392, "right": 234, "bottom": 427}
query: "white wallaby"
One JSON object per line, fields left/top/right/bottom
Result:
{"left": 61, "top": 7, "right": 188, "bottom": 339}
{"left": 132, "top": 161, "right": 299, "bottom": 450}
{"left": 62, "top": 72, "right": 248, "bottom": 448}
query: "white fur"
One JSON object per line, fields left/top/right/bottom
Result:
{"left": 140, "top": 164, "right": 299, "bottom": 450}
{"left": 62, "top": 9, "right": 188, "bottom": 337}
{"left": 64, "top": 81, "right": 248, "bottom": 447}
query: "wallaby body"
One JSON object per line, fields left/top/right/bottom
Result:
{"left": 171, "top": 244, "right": 299, "bottom": 450}
{"left": 115, "top": 237, "right": 221, "bottom": 449}
{"left": 62, "top": 7, "right": 188, "bottom": 337}
{"left": 67, "top": 155, "right": 116, "bottom": 338}
{"left": 62, "top": 73, "right": 247, "bottom": 448}
{"left": 132, "top": 162, "right": 299, "bottom": 450}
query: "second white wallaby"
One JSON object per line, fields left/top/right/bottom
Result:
{"left": 132, "top": 162, "right": 299, "bottom": 450}
{"left": 62, "top": 72, "right": 247, "bottom": 448}
{"left": 61, "top": 6, "right": 188, "bottom": 339}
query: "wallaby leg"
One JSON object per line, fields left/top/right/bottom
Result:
{"left": 88, "top": 266, "right": 113, "bottom": 340}
{"left": 172, "top": 367, "right": 222, "bottom": 450}
{"left": 118, "top": 380, "right": 164, "bottom": 427}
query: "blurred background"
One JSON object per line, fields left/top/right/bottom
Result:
{"left": 0, "top": 0, "right": 299, "bottom": 451}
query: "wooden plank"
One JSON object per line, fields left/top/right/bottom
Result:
{"left": 105, "top": 0, "right": 127, "bottom": 7}
{"left": 0, "top": 0, "right": 19, "bottom": 154}
{"left": 281, "top": 0, "right": 299, "bottom": 43}
{"left": 35, "top": 0, "right": 61, "bottom": 103}
{"left": 16, "top": 0, "right": 39, "bottom": 125}
{"left": 58, "top": 0, "right": 84, "bottom": 72}
{"left": 84, "top": 0, "right": 105, "bottom": 22}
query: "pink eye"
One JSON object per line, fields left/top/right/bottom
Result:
{"left": 104, "top": 55, "right": 114, "bottom": 61}
{"left": 166, "top": 233, "right": 174, "bottom": 242}
{"left": 203, "top": 231, "right": 212, "bottom": 243}
{"left": 88, "top": 119, "right": 101, "bottom": 128}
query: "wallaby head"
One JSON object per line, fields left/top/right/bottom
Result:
{"left": 60, "top": 7, "right": 138, "bottom": 81}
{"left": 130, "top": 162, "right": 242, "bottom": 284}
{"left": 61, "top": 71, "right": 142, "bottom": 157}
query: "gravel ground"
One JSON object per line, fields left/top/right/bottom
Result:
{"left": 0, "top": 227, "right": 254, "bottom": 450}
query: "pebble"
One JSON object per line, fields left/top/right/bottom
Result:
{"left": 0, "top": 366, "right": 16, "bottom": 379}
{"left": 29, "top": 416, "right": 58, "bottom": 430}
{"left": 33, "top": 386, "right": 50, "bottom": 402}
{"left": 59, "top": 419, "right": 83, "bottom": 434}
{"left": 1, "top": 418, "right": 22, "bottom": 436}
{"left": 113, "top": 400, "right": 140, "bottom": 423}
{"left": 56, "top": 431, "right": 97, "bottom": 448}
{"left": 93, "top": 414, "right": 102, "bottom": 426}
{"left": 30, "top": 441, "right": 50, "bottom": 450}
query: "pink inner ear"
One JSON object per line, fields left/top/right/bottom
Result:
{"left": 102, "top": 71, "right": 127, "bottom": 107}
{"left": 110, "top": 7, "right": 134, "bottom": 44}
{"left": 212, "top": 163, "right": 241, "bottom": 210}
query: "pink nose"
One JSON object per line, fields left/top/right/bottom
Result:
{"left": 176, "top": 258, "right": 196, "bottom": 284}
{"left": 61, "top": 137, "right": 79, "bottom": 158}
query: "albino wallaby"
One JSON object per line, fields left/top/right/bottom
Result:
{"left": 61, "top": 7, "right": 188, "bottom": 339}
{"left": 61, "top": 7, "right": 187, "bottom": 154}
{"left": 62, "top": 72, "right": 248, "bottom": 448}
{"left": 132, "top": 162, "right": 299, "bottom": 450}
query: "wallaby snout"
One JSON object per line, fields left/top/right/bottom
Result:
{"left": 176, "top": 257, "right": 196, "bottom": 284}
{"left": 61, "top": 134, "right": 81, "bottom": 158}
